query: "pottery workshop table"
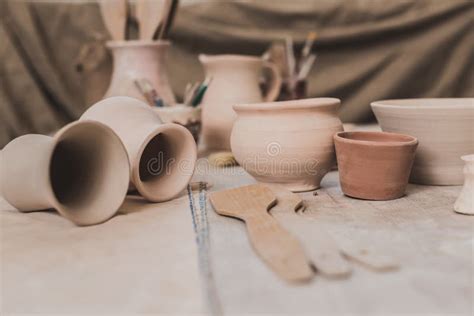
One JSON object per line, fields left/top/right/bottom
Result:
{"left": 1, "top": 150, "right": 473, "bottom": 315}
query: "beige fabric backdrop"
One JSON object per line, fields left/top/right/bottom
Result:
{"left": 1, "top": 0, "right": 473, "bottom": 147}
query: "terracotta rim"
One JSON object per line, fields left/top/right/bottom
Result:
{"left": 199, "top": 54, "right": 262, "bottom": 64}
{"left": 131, "top": 123, "right": 197, "bottom": 202}
{"left": 234, "top": 97, "right": 340, "bottom": 111}
{"left": 371, "top": 98, "right": 474, "bottom": 110}
{"left": 334, "top": 131, "right": 418, "bottom": 147}
{"left": 106, "top": 40, "right": 170, "bottom": 48}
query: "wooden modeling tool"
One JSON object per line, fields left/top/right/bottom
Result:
{"left": 99, "top": 0, "right": 128, "bottom": 41}
{"left": 338, "top": 241, "right": 399, "bottom": 272}
{"left": 302, "top": 208, "right": 400, "bottom": 272}
{"left": 209, "top": 184, "right": 313, "bottom": 283}
{"left": 135, "top": 0, "right": 167, "bottom": 40}
{"left": 157, "top": 0, "right": 176, "bottom": 39}
{"left": 267, "top": 184, "right": 352, "bottom": 278}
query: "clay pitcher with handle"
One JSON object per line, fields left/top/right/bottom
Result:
{"left": 199, "top": 54, "right": 282, "bottom": 150}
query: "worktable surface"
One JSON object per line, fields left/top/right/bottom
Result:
{"left": 1, "top": 152, "right": 473, "bottom": 315}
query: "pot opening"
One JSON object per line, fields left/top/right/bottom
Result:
{"left": 50, "top": 122, "right": 129, "bottom": 225}
{"left": 337, "top": 131, "right": 416, "bottom": 145}
{"left": 137, "top": 125, "right": 196, "bottom": 201}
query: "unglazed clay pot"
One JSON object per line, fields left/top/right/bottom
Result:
{"left": 199, "top": 54, "right": 282, "bottom": 150}
{"left": 0, "top": 121, "right": 130, "bottom": 226}
{"left": 105, "top": 40, "right": 176, "bottom": 105}
{"left": 454, "top": 155, "right": 474, "bottom": 215}
{"left": 334, "top": 131, "right": 418, "bottom": 200}
{"left": 371, "top": 98, "right": 474, "bottom": 185}
{"left": 81, "top": 96, "right": 197, "bottom": 202}
{"left": 231, "top": 98, "right": 343, "bottom": 192}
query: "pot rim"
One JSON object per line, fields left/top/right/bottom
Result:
{"left": 199, "top": 54, "right": 262, "bottom": 64}
{"left": 233, "top": 97, "right": 340, "bottom": 112}
{"left": 50, "top": 120, "right": 130, "bottom": 225}
{"left": 106, "top": 40, "right": 171, "bottom": 48}
{"left": 131, "top": 123, "right": 197, "bottom": 202}
{"left": 371, "top": 98, "right": 474, "bottom": 110}
{"left": 334, "top": 131, "right": 418, "bottom": 147}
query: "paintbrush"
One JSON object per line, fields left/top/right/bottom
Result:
{"left": 191, "top": 76, "right": 212, "bottom": 107}
{"left": 134, "top": 78, "right": 164, "bottom": 107}
{"left": 301, "top": 31, "right": 318, "bottom": 60}
{"left": 184, "top": 82, "right": 200, "bottom": 106}
{"left": 297, "top": 54, "right": 317, "bottom": 81}
{"left": 285, "top": 36, "right": 296, "bottom": 86}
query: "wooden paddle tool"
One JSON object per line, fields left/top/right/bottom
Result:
{"left": 99, "top": 0, "right": 128, "bottom": 41}
{"left": 209, "top": 184, "right": 313, "bottom": 283}
{"left": 267, "top": 184, "right": 352, "bottom": 278}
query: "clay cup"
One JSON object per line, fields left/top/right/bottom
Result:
{"left": 334, "top": 131, "right": 418, "bottom": 200}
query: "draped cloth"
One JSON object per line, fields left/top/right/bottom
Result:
{"left": 1, "top": 0, "right": 473, "bottom": 147}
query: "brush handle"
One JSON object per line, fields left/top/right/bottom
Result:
{"left": 245, "top": 212, "right": 313, "bottom": 283}
{"left": 262, "top": 61, "right": 282, "bottom": 102}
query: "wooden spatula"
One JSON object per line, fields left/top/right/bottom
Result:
{"left": 267, "top": 184, "right": 352, "bottom": 278}
{"left": 334, "top": 238, "right": 399, "bottom": 272}
{"left": 135, "top": 0, "right": 167, "bottom": 40}
{"left": 302, "top": 205, "right": 400, "bottom": 272}
{"left": 209, "top": 184, "right": 313, "bottom": 283}
{"left": 99, "top": 0, "right": 128, "bottom": 41}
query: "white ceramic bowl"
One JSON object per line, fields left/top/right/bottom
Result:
{"left": 371, "top": 98, "right": 474, "bottom": 185}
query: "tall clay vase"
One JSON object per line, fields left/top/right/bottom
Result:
{"left": 105, "top": 40, "right": 176, "bottom": 105}
{"left": 81, "top": 96, "right": 197, "bottom": 202}
{"left": 0, "top": 121, "right": 130, "bottom": 226}
{"left": 454, "top": 155, "right": 474, "bottom": 215}
{"left": 199, "top": 54, "right": 282, "bottom": 150}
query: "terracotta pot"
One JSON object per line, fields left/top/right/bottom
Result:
{"left": 199, "top": 54, "right": 282, "bottom": 150}
{"left": 105, "top": 40, "right": 176, "bottom": 105}
{"left": 231, "top": 98, "right": 343, "bottom": 192}
{"left": 454, "top": 154, "right": 474, "bottom": 215}
{"left": 0, "top": 121, "right": 130, "bottom": 226}
{"left": 81, "top": 96, "right": 197, "bottom": 202}
{"left": 334, "top": 131, "right": 418, "bottom": 200}
{"left": 371, "top": 98, "right": 474, "bottom": 185}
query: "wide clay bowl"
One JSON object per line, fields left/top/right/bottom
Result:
{"left": 231, "top": 98, "right": 343, "bottom": 192}
{"left": 334, "top": 131, "right": 418, "bottom": 200}
{"left": 371, "top": 98, "right": 474, "bottom": 185}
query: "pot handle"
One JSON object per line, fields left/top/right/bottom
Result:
{"left": 262, "top": 61, "right": 282, "bottom": 102}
